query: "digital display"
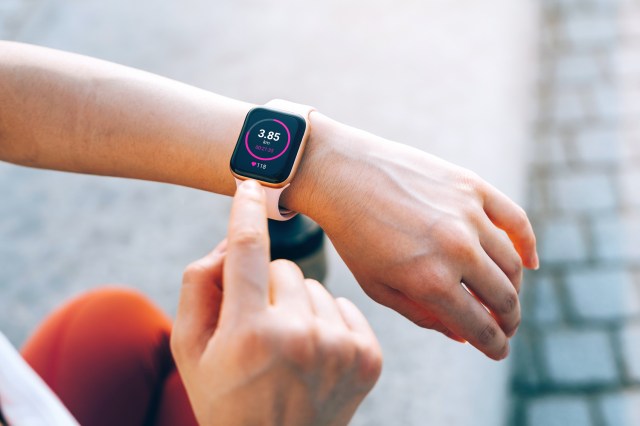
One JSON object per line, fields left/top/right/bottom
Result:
{"left": 230, "top": 107, "right": 307, "bottom": 184}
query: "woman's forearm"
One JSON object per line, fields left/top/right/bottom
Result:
{"left": 0, "top": 41, "right": 254, "bottom": 198}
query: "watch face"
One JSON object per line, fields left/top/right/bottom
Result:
{"left": 230, "top": 107, "right": 307, "bottom": 184}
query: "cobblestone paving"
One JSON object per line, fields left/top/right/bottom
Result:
{"left": 512, "top": 0, "right": 640, "bottom": 424}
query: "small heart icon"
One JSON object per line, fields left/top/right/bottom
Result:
{"left": 251, "top": 162, "right": 257, "bottom": 167}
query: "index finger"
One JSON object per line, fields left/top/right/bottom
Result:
{"left": 222, "top": 180, "right": 271, "bottom": 318}
{"left": 482, "top": 184, "right": 539, "bottom": 270}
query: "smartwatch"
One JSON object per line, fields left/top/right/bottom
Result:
{"left": 230, "top": 99, "right": 315, "bottom": 221}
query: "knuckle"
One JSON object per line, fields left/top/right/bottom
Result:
{"left": 229, "top": 226, "right": 266, "bottom": 249}
{"left": 304, "top": 278, "right": 323, "bottom": 288}
{"left": 501, "top": 292, "right": 520, "bottom": 316}
{"left": 279, "top": 321, "right": 318, "bottom": 367}
{"left": 271, "top": 259, "right": 303, "bottom": 276}
{"left": 419, "top": 272, "right": 456, "bottom": 306}
{"left": 355, "top": 340, "right": 383, "bottom": 385}
{"left": 321, "top": 330, "right": 356, "bottom": 363}
{"left": 444, "top": 224, "right": 478, "bottom": 260}
{"left": 231, "top": 325, "right": 278, "bottom": 364}
{"left": 182, "top": 261, "right": 208, "bottom": 282}
{"left": 477, "top": 323, "right": 499, "bottom": 346}
{"left": 458, "top": 169, "right": 483, "bottom": 193}
{"left": 475, "top": 323, "right": 509, "bottom": 360}
{"left": 236, "top": 324, "right": 269, "bottom": 349}
{"left": 305, "top": 278, "right": 331, "bottom": 297}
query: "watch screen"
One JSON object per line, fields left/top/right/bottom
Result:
{"left": 230, "top": 107, "right": 307, "bottom": 184}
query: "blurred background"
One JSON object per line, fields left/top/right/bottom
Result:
{"left": 0, "top": 0, "right": 637, "bottom": 425}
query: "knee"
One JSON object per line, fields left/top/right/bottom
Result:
{"left": 76, "top": 286, "right": 171, "bottom": 332}
{"left": 45, "top": 286, "right": 172, "bottom": 352}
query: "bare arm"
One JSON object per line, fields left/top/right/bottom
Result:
{"left": 0, "top": 41, "right": 538, "bottom": 360}
{"left": 0, "top": 41, "right": 247, "bottom": 197}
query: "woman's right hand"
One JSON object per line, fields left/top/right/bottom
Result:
{"left": 171, "top": 180, "right": 382, "bottom": 426}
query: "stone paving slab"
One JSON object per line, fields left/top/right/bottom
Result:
{"left": 513, "top": 0, "right": 640, "bottom": 424}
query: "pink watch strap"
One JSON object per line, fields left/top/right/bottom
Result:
{"left": 265, "top": 99, "right": 315, "bottom": 117}
{"left": 234, "top": 178, "right": 296, "bottom": 221}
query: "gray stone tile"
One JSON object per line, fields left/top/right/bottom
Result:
{"left": 553, "top": 53, "right": 602, "bottom": 85}
{"left": 551, "top": 170, "right": 617, "bottom": 214}
{"left": 531, "top": 274, "right": 563, "bottom": 325}
{"left": 620, "top": 324, "right": 640, "bottom": 382}
{"left": 565, "top": 267, "right": 640, "bottom": 321}
{"left": 592, "top": 214, "right": 640, "bottom": 262}
{"left": 619, "top": 168, "right": 640, "bottom": 208}
{"left": 543, "top": 329, "right": 618, "bottom": 386}
{"left": 561, "top": 9, "right": 618, "bottom": 46}
{"left": 599, "top": 390, "right": 640, "bottom": 426}
{"left": 527, "top": 396, "right": 593, "bottom": 426}
{"left": 550, "top": 88, "right": 589, "bottom": 124}
{"left": 573, "top": 125, "right": 621, "bottom": 165}
{"left": 539, "top": 217, "right": 588, "bottom": 264}
{"left": 512, "top": 331, "right": 542, "bottom": 389}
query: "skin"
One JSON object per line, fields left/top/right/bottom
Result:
{"left": 0, "top": 41, "right": 538, "bottom": 360}
{"left": 172, "top": 180, "right": 382, "bottom": 425}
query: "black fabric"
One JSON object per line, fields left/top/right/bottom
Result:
{"left": 269, "top": 215, "right": 325, "bottom": 261}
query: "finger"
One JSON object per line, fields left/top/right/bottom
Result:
{"left": 173, "top": 240, "right": 227, "bottom": 363}
{"left": 335, "top": 297, "right": 377, "bottom": 341}
{"left": 305, "top": 279, "right": 345, "bottom": 327}
{"left": 222, "top": 180, "right": 270, "bottom": 319}
{"left": 360, "top": 281, "right": 466, "bottom": 343}
{"left": 461, "top": 248, "right": 521, "bottom": 338}
{"left": 432, "top": 284, "right": 510, "bottom": 360}
{"left": 481, "top": 184, "right": 539, "bottom": 269}
{"left": 270, "top": 259, "right": 312, "bottom": 313}
{"left": 478, "top": 219, "right": 523, "bottom": 293}
{"left": 335, "top": 297, "right": 384, "bottom": 384}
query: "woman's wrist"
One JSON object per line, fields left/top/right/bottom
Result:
{"left": 280, "top": 112, "right": 348, "bottom": 223}
{"left": 281, "top": 112, "right": 384, "bottom": 231}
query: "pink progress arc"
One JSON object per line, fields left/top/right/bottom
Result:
{"left": 245, "top": 119, "right": 291, "bottom": 161}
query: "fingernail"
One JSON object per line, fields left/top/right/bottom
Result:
{"left": 532, "top": 252, "right": 540, "bottom": 270}
{"left": 507, "top": 323, "right": 520, "bottom": 338}
{"left": 240, "top": 179, "right": 262, "bottom": 194}
{"left": 499, "top": 341, "right": 510, "bottom": 360}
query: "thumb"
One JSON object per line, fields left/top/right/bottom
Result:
{"left": 221, "top": 180, "right": 271, "bottom": 320}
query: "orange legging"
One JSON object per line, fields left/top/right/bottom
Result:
{"left": 20, "top": 287, "right": 198, "bottom": 426}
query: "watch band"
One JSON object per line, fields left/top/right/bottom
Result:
{"left": 235, "top": 99, "right": 315, "bottom": 221}
{"left": 265, "top": 99, "right": 315, "bottom": 118}
{"left": 234, "top": 177, "right": 295, "bottom": 220}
